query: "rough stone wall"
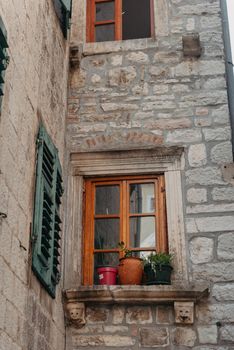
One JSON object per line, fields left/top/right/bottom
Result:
{"left": 0, "top": 0, "right": 69, "bottom": 349}
{"left": 66, "top": 0, "right": 234, "bottom": 348}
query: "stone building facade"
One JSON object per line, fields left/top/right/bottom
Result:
{"left": 0, "top": 0, "right": 69, "bottom": 349}
{"left": 0, "top": 0, "right": 234, "bottom": 349}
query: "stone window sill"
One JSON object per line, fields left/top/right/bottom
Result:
{"left": 63, "top": 284, "right": 209, "bottom": 327}
{"left": 63, "top": 283, "right": 209, "bottom": 305}
{"left": 82, "top": 37, "right": 158, "bottom": 56}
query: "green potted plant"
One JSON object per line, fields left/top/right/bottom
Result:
{"left": 118, "top": 242, "right": 143, "bottom": 285}
{"left": 143, "top": 252, "right": 173, "bottom": 285}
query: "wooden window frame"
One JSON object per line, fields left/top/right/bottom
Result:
{"left": 83, "top": 174, "right": 167, "bottom": 285}
{"left": 86, "top": 0, "right": 154, "bottom": 43}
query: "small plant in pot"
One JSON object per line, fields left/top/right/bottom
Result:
{"left": 118, "top": 242, "right": 143, "bottom": 285}
{"left": 143, "top": 252, "right": 173, "bottom": 285}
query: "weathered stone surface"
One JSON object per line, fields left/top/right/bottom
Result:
{"left": 126, "top": 306, "right": 152, "bottom": 324}
{"left": 86, "top": 307, "right": 109, "bottom": 323}
{"left": 212, "top": 187, "right": 234, "bottom": 201}
{"left": 186, "top": 216, "right": 234, "bottom": 233}
{"left": 156, "top": 306, "right": 173, "bottom": 324}
{"left": 166, "top": 129, "right": 202, "bottom": 144}
{"left": 72, "top": 335, "right": 104, "bottom": 346}
{"left": 187, "top": 188, "right": 207, "bottom": 204}
{"left": 186, "top": 203, "right": 234, "bottom": 214}
{"left": 186, "top": 167, "right": 225, "bottom": 185}
{"left": 140, "top": 328, "right": 169, "bottom": 347}
{"left": 220, "top": 325, "right": 234, "bottom": 342}
{"left": 197, "top": 325, "right": 218, "bottom": 344}
{"left": 189, "top": 237, "right": 214, "bottom": 264}
{"left": 203, "top": 126, "right": 231, "bottom": 141}
{"left": 103, "top": 326, "right": 128, "bottom": 333}
{"left": 192, "top": 262, "right": 234, "bottom": 282}
{"left": 103, "top": 335, "right": 135, "bottom": 346}
{"left": 172, "top": 327, "right": 197, "bottom": 347}
{"left": 188, "top": 143, "right": 207, "bottom": 167}
{"left": 108, "top": 67, "right": 137, "bottom": 87}
{"left": 112, "top": 306, "right": 125, "bottom": 324}
{"left": 212, "top": 283, "right": 234, "bottom": 301}
{"left": 217, "top": 233, "right": 234, "bottom": 260}
{"left": 126, "top": 51, "right": 149, "bottom": 63}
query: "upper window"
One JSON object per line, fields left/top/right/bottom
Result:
{"left": 32, "top": 125, "right": 63, "bottom": 298}
{"left": 86, "top": 0, "right": 153, "bottom": 43}
{"left": 83, "top": 175, "right": 167, "bottom": 285}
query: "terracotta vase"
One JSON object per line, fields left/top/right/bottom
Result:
{"left": 118, "top": 257, "right": 143, "bottom": 285}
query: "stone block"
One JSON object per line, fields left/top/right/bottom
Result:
{"left": 103, "top": 325, "right": 128, "bottom": 333}
{"left": 112, "top": 306, "right": 125, "bottom": 324}
{"left": 188, "top": 143, "right": 207, "bottom": 167}
{"left": 220, "top": 325, "right": 234, "bottom": 342}
{"left": 156, "top": 306, "right": 173, "bottom": 324}
{"left": 126, "top": 306, "right": 152, "bottom": 324}
{"left": 192, "top": 262, "right": 234, "bottom": 282}
{"left": 108, "top": 67, "right": 137, "bottom": 87}
{"left": 186, "top": 216, "right": 234, "bottom": 233}
{"left": 217, "top": 233, "right": 234, "bottom": 260}
{"left": 172, "top": 327, "right": 197, "bottom": 347}
{"left": 186, "top": 167, "right": 225, "bottom": 185}
{"left": 189, "top": 237, "right": 214, "bottom": 264}
{"left": 126, "top": 51, "right": 149, "bottom": 63}
{"left": 166, "top": 129, "right": 202, "bottom": 144}
{"left": 212, "top": 283, "right": 234, "bottom": 301}
{"left": 197, "top": 325, "right": 218, "bottom": 344}
{"left": 203, "top": 126, "right": 231, "bottom": 141}
{"left": 140, "top": 328, "right": 169, "bottom": 347}
{"left": 212, "top": 187, "right": 234, "bottom": 201}
{"left": 86, "top": 307, "right": 109, "bottom": 324}
{"left": 186, "top": 203, "right": 234, "bottom": 214}
{"left": 187, "top": 188, "right": 207, "bottom": 204}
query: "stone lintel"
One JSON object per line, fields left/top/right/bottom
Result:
{"left": 63, "top": 284, "right": 209, "bottom": 305}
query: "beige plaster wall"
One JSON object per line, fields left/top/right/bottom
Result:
{"left": 0, "top": 0, "right": 69, "bottom": 349}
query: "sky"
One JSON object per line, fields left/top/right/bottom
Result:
{"left": 227, "top": 0, "right": 234, "bottom": 62}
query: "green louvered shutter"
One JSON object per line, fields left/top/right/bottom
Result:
{"left": 0, "top": 17, "right": 9, "bottom": 99}
{"left": 54, "top": 0, "right": 72, "bottom": 38}
{"left": 32, "top": 125, "right": 63, "bottom": 298}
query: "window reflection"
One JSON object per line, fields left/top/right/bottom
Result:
{"left": 95, "top": 185, "right": 120, "bottom": 215}
{"left": 129, "top": 183, "right": 155, "bottom": 213}
{"left": 130, "top": 217, "right": 156, "bottom": 248}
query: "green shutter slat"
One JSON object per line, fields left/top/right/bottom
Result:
{"left": 59, "top": 0, "right": 71, "bottom": 13}
{"left": 0, "top": 17, "right": 8, "bottom": 49}
{"left": 32, "top": 124, "right": 63, "bottom": 299}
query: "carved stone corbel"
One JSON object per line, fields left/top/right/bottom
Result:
{"left": 65, "top": 302, "right": 86, "bottom": 328}
{"left": 174, "top": 301, "right": 194, "bottom": 324}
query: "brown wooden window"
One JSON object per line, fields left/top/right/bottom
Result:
{"left": 83, "top": 175, "right": 167, "bottom": 285}
{"left": 86, "top": 0, "right": 154, "bottom": 43}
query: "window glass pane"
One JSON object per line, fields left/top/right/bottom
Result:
{"left": 130, "top": 217, "right": 156, "bottom": 248}
{"left": 129, "top": 183, "right": 155, "bottom": 213}
{"left": 131, "top": 251, "right": 154, "bottom": 259}
{"left": 95, "top": 24, "right": 115, "bottom": 42}
{"left": 95, "top": 185, "right": 120, "bottom": 215}
{"left": 95, "top": 218, "right": 120, "bottom": 249}
{"left": 122, "top": 0, "right": 151, "bottom": 40}
{"left": 96, "top": 1, "right": 115, "bottom": 21}
{"left": 94, "top": 252, "right": 119, "bottom": 284}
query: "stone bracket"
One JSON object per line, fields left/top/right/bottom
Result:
{"left": 222, "top": 163, "right": 234, "bottom": 185}
{"left": 64, "top": 301, "right": 86, "bottom": 328}
{"left": 182, "top": 33, "right": 201, "bottom": 57}
{"left": 174, "top": 301, "right": 194, "bottom": 324}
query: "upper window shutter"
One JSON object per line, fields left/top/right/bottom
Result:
{"left": 0, "top": 16, "right": 9, "bottom": 98}
{"left": 54, "top": 0, "right": 72, "bottom": 38}
{"left": 32, "top": 125, "right": 63, "bottom": 298}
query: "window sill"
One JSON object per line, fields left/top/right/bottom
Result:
{"left": 82, "top": 37, "right": 158, "bottom": 56}
{"left": 64, "top": 283, "right": 209, "bottom": 305}
{"left": 63, "top": 284, "right": 209, "bottom": 327}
